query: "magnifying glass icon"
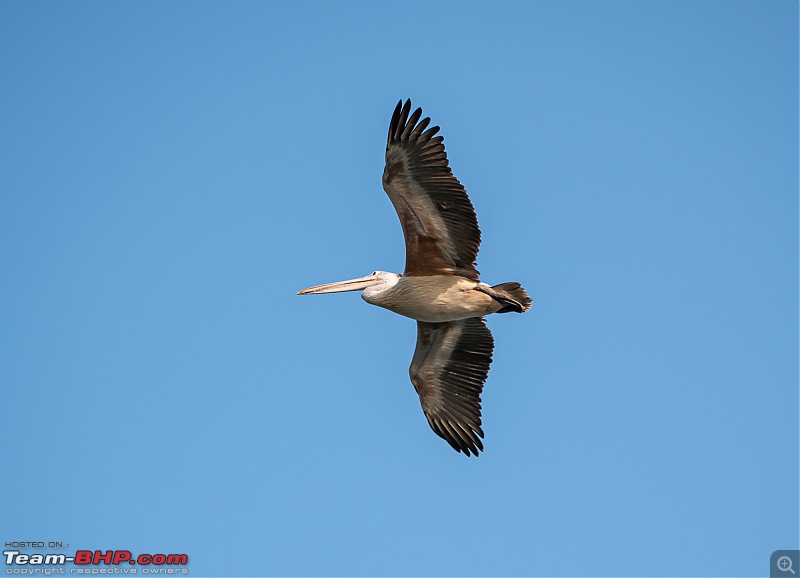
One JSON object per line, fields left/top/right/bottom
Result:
{"left": 778, "top": 556, "right": 796, "bottom": 574}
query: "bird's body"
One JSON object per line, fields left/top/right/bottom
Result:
{"left": 364, "top": 275, "right": 503, "bottom": 323}
{"left": 298, "top": 100, "right": 532, "bottom": 456}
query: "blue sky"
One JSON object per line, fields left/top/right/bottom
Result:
{"left": 1, "top": 1, "right": 797, "bottom": 577}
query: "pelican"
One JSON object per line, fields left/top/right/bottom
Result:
{"left": 298, "top": 100, "right": 532, "bottom": 456}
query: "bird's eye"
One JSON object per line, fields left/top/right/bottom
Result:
{"left": 371, "top": 271, "right": 377, "bottom": 276}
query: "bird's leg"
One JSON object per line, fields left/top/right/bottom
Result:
{"left": 473, "top": 283, "right": 525, "bottom": 314}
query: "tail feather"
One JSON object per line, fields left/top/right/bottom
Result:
{"left": 491, "top": 282, "right": 532, "bottom": 314}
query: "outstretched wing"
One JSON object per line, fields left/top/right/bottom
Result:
{"left": 409, "top": 317, "right": 494, "bottom": 456}
{"left": 382, "top": 100, "right": 481, "bottom": 280}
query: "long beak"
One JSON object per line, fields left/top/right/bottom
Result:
{"left": 297, "top": 274, "right": 382, "bottom": 295}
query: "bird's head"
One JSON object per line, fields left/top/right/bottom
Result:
{"left": 297, "top": 271, "right": 400, "bottom": 296}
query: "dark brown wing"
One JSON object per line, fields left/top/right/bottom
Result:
{"left": 409, "top": 317, "right": 494, "bottom": 456}
{"left": 382, "top": 100, "right": 481, "bottom": 280}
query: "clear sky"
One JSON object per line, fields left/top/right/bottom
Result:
{"left": 1, "top": 2, "right": 797, "bottom": 577}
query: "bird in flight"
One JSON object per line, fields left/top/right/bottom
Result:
{"left": 298, "top": 100, "right": 532, "bottom": 455}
